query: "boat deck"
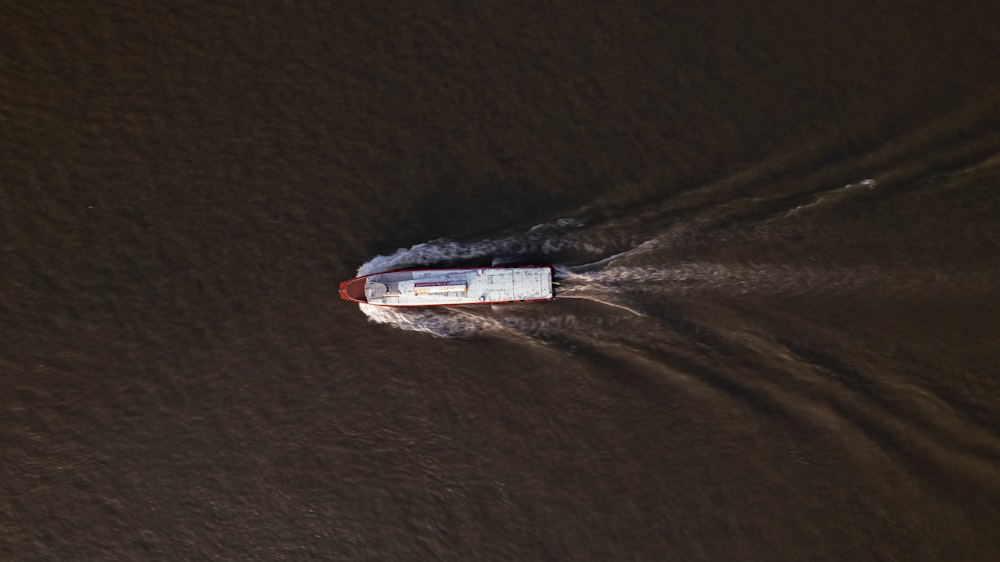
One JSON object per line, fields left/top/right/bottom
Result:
{"left": 364, "top": 267, "right": 552, "bottom": 307}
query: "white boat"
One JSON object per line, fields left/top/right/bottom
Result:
{"left": 340, "top": 266, "right": 553, "bottom": 307}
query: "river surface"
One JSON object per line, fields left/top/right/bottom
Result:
{"left": 3, "top": 2, "right": 999, "bottom": 560}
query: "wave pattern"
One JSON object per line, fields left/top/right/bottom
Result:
{"left": 350, "top": 143, "right": 1000, "bottom": 505}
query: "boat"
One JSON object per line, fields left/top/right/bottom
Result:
{"left": 339, "top": 266, "right": 553, "bottom": 307}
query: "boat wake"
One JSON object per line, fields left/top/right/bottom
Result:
{"left": 359, "top": 299, "right": 649, "bottom": 344}
{"left": 357, "top": 232, "right": 990, "bottom": 339}
{"left": 555, "top": 262, "right": 986, "bottom": 298}
{"left": 358, "top": 303, "right": 510, "bottom": 338}
{"left": 356, "top": 217, "right": 602, "bottom": 276}
{"left": 352, "top": 142, "right": 999, "bottom": 341}
{"left": 347, "top": 120, "right": 1000, "bottom": 512}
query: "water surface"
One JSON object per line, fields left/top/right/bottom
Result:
{"left": 3, "top": 1, "right": 999, "bottom": 560}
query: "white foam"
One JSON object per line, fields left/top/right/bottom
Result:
{"left": 359, "top": 303, "right": 511, "bottom": 338}
{"left": 357, "top": 218, "right": 600, "bottom": 276}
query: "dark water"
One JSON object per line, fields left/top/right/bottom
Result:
{"left": 3, "top": 2, "right": 1000, "bottom": 560}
